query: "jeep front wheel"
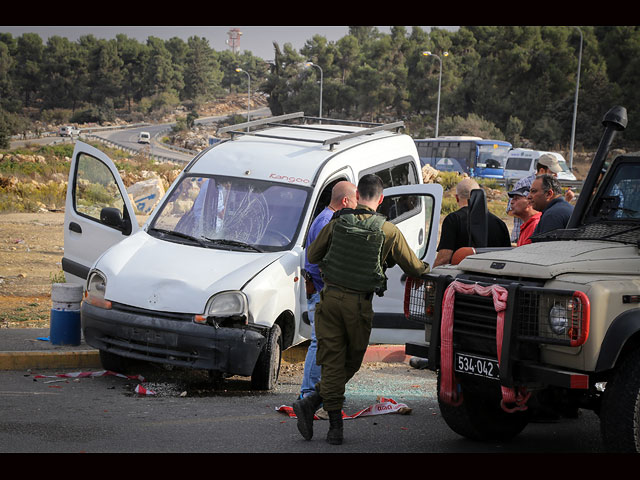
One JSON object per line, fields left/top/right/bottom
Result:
{"left": 437, "top": 373, "right": 530, "bottom": 442}
{"left": 600, "top": 348, "right": 640, "bottom": 452}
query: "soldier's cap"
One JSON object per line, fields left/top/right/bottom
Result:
{"left": 537, "top": 153, "right": 562, "bottom": 173}
{"left": 508, "top": 186, "right": 530, "bottom": 198}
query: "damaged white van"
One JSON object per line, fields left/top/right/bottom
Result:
{"left": 63, "top": 113, "right": 442, "bottom": 389}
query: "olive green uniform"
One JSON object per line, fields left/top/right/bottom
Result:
{"left": 307, "top": 204, "right": 429, "bottom": 411}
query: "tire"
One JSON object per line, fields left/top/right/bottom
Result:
{"left": 437, "top": 372, "right": 530, "bottom": 442}
{"left": 250, "top": 324, "right": 282, "bottom": 391}
{"left": 600, "top": 348, "right": 640, "bottom": 452}
{"left": 99, "top": 349, "right": 131, "bottom": 373}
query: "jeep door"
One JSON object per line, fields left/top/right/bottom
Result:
{"left": 370, "top": 183, "right": 442, "bottom": 344}
{"left": 63, "top": 141, "right": 139, "bottom": 285}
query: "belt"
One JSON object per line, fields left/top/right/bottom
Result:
{"left": 324, "top": 284, "right": 374, "bottom": 300}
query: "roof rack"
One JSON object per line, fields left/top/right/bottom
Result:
{"left": 217, "top": 112, "right": 404, "bottom": 151}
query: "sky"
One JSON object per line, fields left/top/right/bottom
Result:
{"left": 0, "top": 26, "right": 457, "bottom": 61}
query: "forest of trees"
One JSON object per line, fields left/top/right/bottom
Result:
{"left": 1, "top": 26, "right": 639, "bottom": 151}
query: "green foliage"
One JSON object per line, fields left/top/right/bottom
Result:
{"left": 1, "top": 26, "right": 640, "bottom": 148}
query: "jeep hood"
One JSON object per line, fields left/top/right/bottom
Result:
{"left": 459, "top": 240, "right": 640, "bottom": 279}
{"left": 95, "top": 231, "right": 283, "bottom": 313}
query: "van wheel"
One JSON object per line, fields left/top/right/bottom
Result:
{"left": 99, "top": 349, "right": 131, "bottom": 374}
{"left": 251, "top": 324, "right": 282, "bottom": 391}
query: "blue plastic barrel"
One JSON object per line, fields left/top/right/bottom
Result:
{"left": 50, "top": 283, "right": 83, "bottom": 346}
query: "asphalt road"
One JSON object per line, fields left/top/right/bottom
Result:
{"left": 11, "top": 107, "right": 272, "bottom": 165}
{"left": 0, "top": 362, "right": 605, "bottom": 453}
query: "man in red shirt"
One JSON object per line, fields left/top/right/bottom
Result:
{"left": 508, "top": 186, "right": 541, "bottom": 246}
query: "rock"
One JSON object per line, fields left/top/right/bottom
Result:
{"left": 127, "top": 178, "right": 165, "bottom": 214}
{"left": 421, "top": 164, "right": 439, "bottom": 184}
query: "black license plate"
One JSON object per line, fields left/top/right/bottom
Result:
{"left": 455, "top": 352, "right": 499, "bottom": 380}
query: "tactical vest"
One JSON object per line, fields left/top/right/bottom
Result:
{"left": 318, "top": 209, "right": 387, "bottom": 294}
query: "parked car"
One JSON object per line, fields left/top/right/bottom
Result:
{"left": 63, "top": 113, "right": 443, "bottom": 390}
{"left": 504, "top": 148, "right": 576, "bottom": 182}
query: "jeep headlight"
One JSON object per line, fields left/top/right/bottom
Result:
{"left": 194, "top": 291, "right": 248, "bottom": 326}
{"left": 549, "top": 303, "right": 569, "bottom": 335}
{"left": 85, "top": 271, "right": 111, "bottom": 309}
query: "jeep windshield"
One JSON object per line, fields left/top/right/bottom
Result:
{"left": 534, "top": 160, "right": 640, "bottom": 245}
{"left": 148, "top": 175, "right": 309, "bottom": 252}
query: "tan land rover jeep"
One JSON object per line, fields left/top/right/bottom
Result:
{"left": 406, "top": 106, "right": 640, "bottom": 452}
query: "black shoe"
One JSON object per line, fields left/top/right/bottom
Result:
{"left": 326, "top": 410, "right": 343, "bottom": 445}
{"left": 293, "top": 392, "right": 322, "bottom": 440}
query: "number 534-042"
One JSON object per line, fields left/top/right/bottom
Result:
{"left": 455, "top": 352, "right": 499, "bottom": 380}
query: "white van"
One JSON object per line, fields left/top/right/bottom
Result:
{"left": 138, "top": 131, "right": 151, "bottom": 144}
{"left": 62, "top": 113, "right": 443, "bottom": 389}
{"left": 59, "top": 125, "right": 80, "bottom": 137}
{"left": 504, "top": 148, "right": 576, "bottom": 182}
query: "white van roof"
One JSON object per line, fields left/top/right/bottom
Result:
{"left": 187, "top": 113, "right": 411, "bottom": 186}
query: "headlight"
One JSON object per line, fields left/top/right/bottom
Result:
{"left": 404, "top": 276, "right": 436, "bottom": 323}
{"left": 85, "top": 271, "right": 111, "bottom": 309}
{"left": 194, "top": 291, "right": 248, "bottom": 326}
{"left": 548, "top": 303, "right": 569, "bottom": 335}
{"left": 206, "top": 291, "right": 248, "bottom": 317}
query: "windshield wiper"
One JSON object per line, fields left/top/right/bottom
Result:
{"left": 203, "top": 237, "right": 263, "bottom": 252}
{"left": 149, "top": 227, "right": 208, "bottom": 247}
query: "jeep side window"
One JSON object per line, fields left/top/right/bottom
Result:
{"left": 74, "top": 153, "right": 126, "bottom": 223}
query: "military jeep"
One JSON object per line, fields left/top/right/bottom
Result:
{"left": 406, "top": 106, "right": 640, "bottom": 452}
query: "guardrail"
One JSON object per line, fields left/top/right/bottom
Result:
{"left": 85, "top": 133, "right": 192, "bottom": 164}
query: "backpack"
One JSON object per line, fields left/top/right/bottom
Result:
{"left": 318, "top": 209, "right": 387, "bottom": 295}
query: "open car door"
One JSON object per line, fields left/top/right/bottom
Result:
{"left": 63, "top": 141, "right": 139, "bottom": 285}
{"left": 370, "top": 183, "right": 442, "bottom": 344}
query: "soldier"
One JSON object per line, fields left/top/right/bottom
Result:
{"left": 293, "top": 174, "right": 429, "bottom": 445}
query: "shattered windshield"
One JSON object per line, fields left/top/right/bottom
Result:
{"left": 535, "top": 160, "right": 640, "bottom": 245}
{"left": 594, "top": 162, "right": 640, "bottom": 220}
{"left": 149, "top": 175, "right": 309, "bottom": 251}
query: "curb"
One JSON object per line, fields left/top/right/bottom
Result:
{"left": 0, "top": 344, "right": 408, "bottom": 371}
{"left": 0, "top": 350, "right": 101, "bottom": 371}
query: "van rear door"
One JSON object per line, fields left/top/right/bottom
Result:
{"left": 63, "top": 141, "right": 139, "bottom": 285}
{"left": 370, "top": 183, "right": 442, "bottom": 345}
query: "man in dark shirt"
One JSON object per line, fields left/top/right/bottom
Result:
{"left": 434, "top": 178, "right": 510, "bottom": 266}
{"left": 529, "top": 174, "right": 574, "bottom": 237}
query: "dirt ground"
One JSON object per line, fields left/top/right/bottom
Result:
{"left": 0, "top": 212, "right": 65, "bottom": 328}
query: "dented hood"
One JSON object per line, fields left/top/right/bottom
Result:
{"left": 459, "top": 240, "right": 640, "bottom": 279}
{"left": 94, "top": 231, "right": 283, "bottom": 313}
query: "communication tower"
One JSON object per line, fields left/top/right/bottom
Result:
{"left": 226, "top": 28, "right": 242, "bottom": 54}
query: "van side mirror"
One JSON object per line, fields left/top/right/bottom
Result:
{"left": 100, "top": 207, "right": 125, "bottom": 229}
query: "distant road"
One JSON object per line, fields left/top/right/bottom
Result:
{"left": 10, "top": 107, "right": 272, "bottom": 164}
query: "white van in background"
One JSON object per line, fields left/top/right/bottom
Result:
{"left": 504, "top": 148, "right": 576, "bottom": 182}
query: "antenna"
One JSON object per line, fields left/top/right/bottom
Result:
{"left": 226, "top": 28, "right": 242, "bottom": 54}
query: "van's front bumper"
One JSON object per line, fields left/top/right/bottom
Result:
{"left": 81, "top": 301, "right": 266, "bottom": 375}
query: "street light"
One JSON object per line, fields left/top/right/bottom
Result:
{"left": 422, "top": 51, "right": 449, "bottom": 138}
{"left": 305, "top": 61, "right": 323, "bottom": 118}
{"left": 235, "top": 67, "right": 251, "bottom": 125}
{"left": 569, "top": 26, "right": 583, "bottom": 171}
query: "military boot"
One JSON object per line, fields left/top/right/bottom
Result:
{"left": 326, "top": 410, "right": 344, "bottom": 445}
{"left": 292, "top": 392, "right": 322, "bottom": 440}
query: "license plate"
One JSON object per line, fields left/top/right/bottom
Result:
{"left": 128, "top": 327, "right": 177, "bottom": 347}
{"left": 455, "top": 352, "right": 499, "bottom": 380}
